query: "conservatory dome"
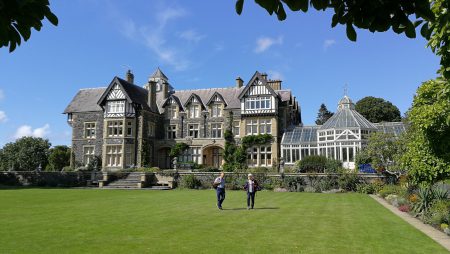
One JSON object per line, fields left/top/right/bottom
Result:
{"left": 320, "top": 95, "right": 377, "bottom": 130}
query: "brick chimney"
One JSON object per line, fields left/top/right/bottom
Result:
{"left": 148, "top": 81, "right": 157, "bottom": 112}
{"left": 126, "top": 70, "right": 134, "bottom": 83}
{"left": 236, "top": 77, "right": 243, "bottom": 88}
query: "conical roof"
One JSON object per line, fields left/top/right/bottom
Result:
{"left": 150, "top": 67, "right": 168, "bottom": 80}
{"left": 320, "top": 95, "right": 377, "bottom": 130}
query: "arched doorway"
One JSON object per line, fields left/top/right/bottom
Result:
{"left": 157, "top": 147, "right": 171, "bottom": 169}
{"left": 202, "top": 146, "right": 224, "bottom": 168}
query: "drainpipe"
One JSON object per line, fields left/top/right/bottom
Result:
{"left": 181, "top": 116, "right": 184, "bottom": 138}
{"left": 134, "top": 107, "right": 139, "bottom": 167}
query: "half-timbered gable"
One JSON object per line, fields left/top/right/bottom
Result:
{"left": 238, "top": 72, "right": 279, "bottom": 116}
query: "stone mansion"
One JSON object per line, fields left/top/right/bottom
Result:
{"left": 64, "top": 69, "right": 301, "bottom": 170}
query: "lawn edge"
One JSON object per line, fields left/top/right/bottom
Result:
{"left": 370, "top": 194, "right": 450, "bottom": 252}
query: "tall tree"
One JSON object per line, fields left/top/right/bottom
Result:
{"left": 355, "top": 96, "right": 401, "bottom": 123}
{"left": 0, "top": 0, "right": 58, "bottom": 52}
{"left": 46, "top": 145, "right": 71, "bottom": 171}
{"left": 0, "top": 137, "right": 51, "bottom": 171}
{"left": 315, "top": 103, "right": 334, "bottom": 125}
{"left": 402, "top": 78, "right": 450, "bottom": 184}
{"left": 235, "top": 0, "right": 450, "bottom": 79}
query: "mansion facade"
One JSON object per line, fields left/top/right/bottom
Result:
{"left": 64, "top": 69, "right": 301, "bottom": 171}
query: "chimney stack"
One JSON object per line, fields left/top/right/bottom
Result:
{"left": 148, "top": 81, "right": 157, "bottom": 112}
{"left": 126, "top": 70, "right": 134, "bottom": 84}
{"left": 261, "top": 73, "right": 268, "bottom": 80}
{"left": 236, "top": 77, "right": 243, "bottom": 88}
{"left": 161, "top": 80, "right": 169, "bottom": 99}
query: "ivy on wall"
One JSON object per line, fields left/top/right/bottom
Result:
{"left": 169, "top": 143, "right": 189, "bottom": 158}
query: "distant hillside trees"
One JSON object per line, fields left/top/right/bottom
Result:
{"left": 355, "top": 96, "right": 401, "bottom": 123}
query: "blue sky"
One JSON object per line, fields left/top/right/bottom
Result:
{"left": 0, "top": 0, "right": 441, "bottom": 147}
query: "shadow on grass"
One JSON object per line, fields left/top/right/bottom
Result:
{"left": 222, "top": 207, "right": 280, "bottom": 211}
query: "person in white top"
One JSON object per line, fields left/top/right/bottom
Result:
{"left": 243, "top": 174, "right": 259, "bottom": 210}
{"left": 213, "top": 172, "right": 226, "bottom": 210}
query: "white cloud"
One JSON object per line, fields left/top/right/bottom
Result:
{"left": 0, "top": 89, "right": 4, "bottom": 100}
{"left": 323, "top": 39, "right": 336, "bottom": 51}
{"left": 116, "top": 6, "right": 191, "bottom": 71}
{"left": 14, "top": 124, "right": 50, "bottom": 139}
{"left": 267, "top": 70, "right": 284, "bottom": 80}
{"left": 179, "top": 29, "right": 206, "bottom": 43}
{"left": 254, "top": 36, "right": 283, "bottom": 53}
{"left": 0, "top": 111, "right": 7, "bottom": 123}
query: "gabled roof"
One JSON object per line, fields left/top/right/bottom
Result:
{"left": 206, "top": 91, "right": 227, "bottom": 106}
{"left": 183, "top": 93, "right": 205, "bottom": 109}
{"left": 150, "top": 67, "right": 168, "bottom": 80}
{"left": 161, "top": 95, "right": 183, "bottom": 110}
{"left": 97, "top": 77, "right": 154, "bottom": 112}
{"left": 238, "top": 71, "right": 279, "bottom": 99}
{"left": 64, "top": 88, "right": 106, "bottom": 113}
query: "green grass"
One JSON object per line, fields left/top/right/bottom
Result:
{"left": 0, "top": 189, "right": 448, "bottom": 254}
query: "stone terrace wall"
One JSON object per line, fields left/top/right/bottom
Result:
{"left": 0, "top": 171, "right": 103, "bottom": 187}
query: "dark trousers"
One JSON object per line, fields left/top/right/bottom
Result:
{"left": 216, "top": 188, "right": 225, "bottom": 208}
{"left": 247, "top": 191, "right": 256, "bottom": 208}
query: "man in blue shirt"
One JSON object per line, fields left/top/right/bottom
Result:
{"left": 213, "top": 172, "right": 226, "bottom": 210}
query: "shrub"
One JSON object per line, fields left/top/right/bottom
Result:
{"left": 282, "top": 176, "right": 305, "bottom": 192}
{"left": 304, "top": 186, "right": 317, "bottom": 193}
{"left": 62, "top": 166, "right": 74, "bottom": 172}
{"left": 316, "top": 176, "right": 339, "bottom": 192}
{"left": 413, "top": 186, "right": 435, "bottom": 217}
{"left": 136, "top": 167, "right": 161, "bottom": 172}
{"left": 399, "top": 204, "right": 410, "bottom": 213}
{"left": 180, "top": 174, "right": 202, "bottom": 189}
{"left": 378, "top": 184, "right": 405, "bottom": 198}
{"left": 196, "top": 167, "right": 220, "bottom": 172}
{"left": 324, "top": 159, "right": 342, "bottom": 173}
{"left": 356, "top": 182, "right": 383, "bottom": 194}
{"left": 297, "top": 156, "right": 327, "bottom": 173}
{"left": 249, "top": 167, "right": 271, "bottom": 174}
{"left": 386, "top": 194, "right": 399, "bottom": 206}
{"left": 424, "top": 200, "right": 450, "bottom": 226}
{"left": 338, "top": 173, "right": 359, "bottom": 191}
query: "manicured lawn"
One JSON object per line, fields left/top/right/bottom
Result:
{"left": 0, "top": 189, "right": 448, "bottom": 254}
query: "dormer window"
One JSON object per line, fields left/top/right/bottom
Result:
{"left": 189, "top": 105, "right": 200, "bottom": 118}
{"left": 166, "top": 106, "right": 178, "bottom": 119}
{"left": 67, "top": 113, "right": 73, "bottom": 122}
{"left": 211, "top": 104, "right": 222, "bottom": 117}
{"left": 107, "top": 101, "right": 125, "bottom": 114}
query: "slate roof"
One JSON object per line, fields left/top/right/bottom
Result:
{"left": 63, "top": 88, "right": 106, "bottom": 113}
{"left": 151, "top": 67, "right": 169, "bottom": 80}
{"left": 320, "top": 96, "right": 377, "bottom": 130}
{"left": 65, "top": 71, "right": 295, "bottom": 114}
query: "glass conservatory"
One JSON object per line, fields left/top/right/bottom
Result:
{"left": 281, "top": 96, "right": 406, "bottom": 170}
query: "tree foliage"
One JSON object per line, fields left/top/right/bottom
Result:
{"left": 295, "top": 155, "right": 342, "bottom": 173}
{"left": 0, "top": 0, "right": 58, "bottom": 52}
{"left": 315, "top": 103, "right": 334, "bottom": 125}
{"left": 46, "top": 145, "right": 70, "bottom": 171}
{"left": 236, "top": 0, "right": 450, "bottom": 79}
{"left": 236, "top": 0, "right": 434, "bottom": 41}
{"left": 0, "top": 137, "right": 51, "bottom": 171}
{"left": 402, "top": 78, "right": 450, "bottom": 184}
{"left": 169, "top": 143, "right": 189, "bottom": 157}
{"left": 359, "top": 132, "right": 403, "bottom": 172}
{"left": 355, "top": 96, "right": 401, "bottom": 123}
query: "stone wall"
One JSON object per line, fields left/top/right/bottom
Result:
{"left": 71, "top": 112, "right": 104, "bottom": 167}
{"left": 0, "top": 171, "right": 103, "bottom": 187}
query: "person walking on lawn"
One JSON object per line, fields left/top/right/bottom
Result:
{"left": 244, "top": 174, "right": 260, "bottom": 210}
{"left": 213, "top": 172, "right": 226, "bottom": 210}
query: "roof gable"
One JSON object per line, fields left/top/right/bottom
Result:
{"left": 184, "top": 93, "right": 205, "bottom": 109}
{"left": 206, "top": 92, "right": 227, "bottom": 106}
{"left": 162, "top": 95, "right": 183, "bottom": 110}
{"left": 238, "top": 71, "right": 279, "bottom": 99}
